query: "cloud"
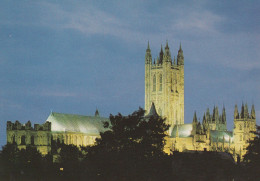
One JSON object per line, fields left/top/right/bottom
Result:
{"left": 172, "top": 10, "right": 224, "bottom": 34}
{"left": 33, "top": 90, "right": 76, "bottom": 97}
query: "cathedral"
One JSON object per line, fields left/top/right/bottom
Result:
{"left": 6, "top": 42, "right": 256, "bottom": 160}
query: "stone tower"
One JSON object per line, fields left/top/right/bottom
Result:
{"left": 233, "top": 103, "right": 256, "bottom": 158}
{"left": 145, "top": 41, "right": 184, "bottom": 133}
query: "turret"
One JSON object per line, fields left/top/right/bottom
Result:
{"left": 193, "top": 111, "right": 198, "bottom": 123}
{"left": 95, "top": 108, "right": 100, "bottom": 117}
{"left": 164, "top": 41, "right": 171, "bottom": 62}
{"left": 146, "top": 102, "right": 158, "bottom": 117}
{"left": 206, "top": 108, "right": 211, "bottom": 122}
{"left": 244, "top": 103, "right": 249, "bottom": 119}
{"left": 240, "top": 103, "right": 245, "bottom": 118}
{"left": 145, "top": 41, "right": 152, "bottom": 64}
{"left": 202, "top": 113, "right": 208, "bottom": 131}
{"left": 159, "top": 44, "right": 164, "bottom": 64}
{"left": 177, "top": 43, "right": 184, "bottom": 65}
{"left": 212, "top": 106, "right": 219, "bottom": 123}
{"left": 192, "top": 111, "right": 198, "bottom": 135}
{"left": 222, "top": 106, "right": 226, "bottom": 124}
{"left": 251, "top": 104, "right": 256, "bottom": 119}
{"left": 234, "top": 104, "right": 239, "bottom": 119}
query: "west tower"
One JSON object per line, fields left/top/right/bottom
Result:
{"left": 145, "top": 42, "right": 184, "bottom": 133}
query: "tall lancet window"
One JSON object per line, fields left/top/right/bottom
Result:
{"left": 153, "top": 74, "right": 156, "bottom": 92}
{"left": 159, "top": 74, "right": 162, "bottom": 91}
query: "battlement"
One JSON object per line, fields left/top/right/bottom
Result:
{"left": 7, "top": 120, "right": 51, "bottom": 131}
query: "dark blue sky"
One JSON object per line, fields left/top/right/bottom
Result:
{"left": 0, "top": 0, "right": 259, "bottom": 147}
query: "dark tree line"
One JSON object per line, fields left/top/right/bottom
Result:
{"left": 0, "top": 108, "right": 258, "bottom": 181}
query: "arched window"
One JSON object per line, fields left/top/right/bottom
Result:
{"left": 159, "top": 74, "right": 162, "bottom": 91}
{"left": 239, "top": 124, "right": 242, "bottom": 130}
{"left": 31, "top": 136, "right": 34, "bottom": 145}
{"left": 21, "top": 135, "right": 26, "bottom": 145}
{"left": 153, "top": 75, "right": 156, "bottom": 92}
{"left": 12, "top": 135, "right": 15, "bottom": 144}
{"left": 171, "top": 78, "right": 173, "bottom": 91}
{"left": 240, "top": 135, "right": 242, "bottom": 141}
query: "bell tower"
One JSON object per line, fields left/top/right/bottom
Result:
{"left": 145, "top": 41, "right": 184, "bottom": 133}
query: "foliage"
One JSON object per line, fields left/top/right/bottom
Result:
{"left": 242, "top": 125, "right": 260, "bottom": 179}
{"left": 82, "top": 108, "right": 171, "bottom": 180}
{"left": 0, "top": 144, "right": 45, "bottom": 180}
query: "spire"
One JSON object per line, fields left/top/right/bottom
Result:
{"left": 241, "top": 103, "right": 245, "bottom": 118}
{"left": 159, "top": 44, "right": 164, "bottom": 64}
{"left": 251, "top": 104, "right": 256, "bottom": 119}
{"left": 206, "top": 108, "right": 211, "bottom": 122}
{"left": 177, "top": 42, "right": 184, "bottom": 65}
{"left": 213, "top": 106, "right": 219, "bottom": 123}
{"left": 147, "top": 102, "right": 158, "bottom": 117}
{"left": 165, "top": 40, "right": 169, "bottom": 50}
{"left": 244, "top": 103, "right": 249, "bottom": 118}
{"left": 222, "top": 106, "right": 226, "bottom": 124}
{"left": 193, "top": 111, "right": 198, "bottom": 123}
{"left": 234, "top": 104, "right": 239, "bottom": 119}
{"left": 95, "top": 108, "right": 100, "bottom": 117}
{"left": 202, "top": 113, "right": 207, "bottom": 124}
{"left": 145, "top": 41, "right": 152, "bottom": 64}
{"left": 164, "top": 41, "right": 171, "bottom": 62}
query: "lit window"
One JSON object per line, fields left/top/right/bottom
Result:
{"left": 21, "top": 135, "right": 26, "bottom": 145}
{"left": 31, "top": 136, "right": 34, "bottom": 145}
{"left": 159, "top": 74, "right": 162, "bottom": 91}
{"left": 153, "top": 75, "right": 156, "bottom": 92}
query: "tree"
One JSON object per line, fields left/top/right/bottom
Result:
{"left": 0, "top": 144, "right": 45, "bottom": 180}
{"left": 83, "top": 108, "right": 171, "bottom": 180}
{"left": 243, "top": 125, "right": 260, "bottom": 178}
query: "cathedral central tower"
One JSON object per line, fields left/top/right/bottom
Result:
{"left": 145, "top": 41, "right": 184, "bottom": 131}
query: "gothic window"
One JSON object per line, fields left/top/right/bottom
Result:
{"left": 240, "top": 135, "right": 242, "bottom": 141}
{"left": 12, "top": 135, "right": 15, "bottom": 144}
{"left": 244, "top": 122, "right": 246, "bottom": 128}
{"left": 171, "top": 78, "right": 173, "bottom": 91}
{"left": 239, "top": 124, "right": 242, "bottom": 130}
{"left": 21, "top": 135, "right": 26, "bottom": 145}
{"left": 153, "top": 75, "right": 156, "bottom": 92}
{"left": 159, "top": 74, "right": 162, "bottom": 91}
{"left": 31, "top": 136, "right": 34, "bottom": 145}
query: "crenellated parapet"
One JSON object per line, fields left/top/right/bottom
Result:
{"left": 6, "top": 120, "right": 51, "bottom": 155}
{"left": 7, "top": 120, "right": 51, "bottom": 131}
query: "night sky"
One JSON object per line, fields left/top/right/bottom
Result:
{"left": 0, "top": 0, "right": 259, "bottom": 148}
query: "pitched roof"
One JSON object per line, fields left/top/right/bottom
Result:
{"left": 210, "top": 130, "right": 233, "bottom": 143}
{"left": 46, "top": 112, "right": 109, "bottom": 135}
{"left": 171, "top": 124, "right": 192, "bottom": 138}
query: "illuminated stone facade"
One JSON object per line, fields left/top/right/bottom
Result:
{"left": 6, "top": 111, "right": 108, "bottom": 155}
{"left": 6, "top": 121, "right": 51, "bottom": 155}
{"left": 6, "top": 42, "right": 257, "bottom": 161}
{"left": 145, "top": 42, "right": 184, "bottom": 133}
{"left": 145, "top": 43, "right": 256, "bottom": 160}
